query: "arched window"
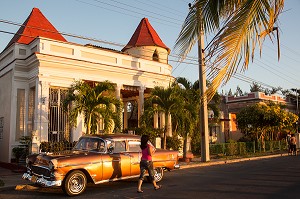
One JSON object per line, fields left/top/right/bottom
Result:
{"left": 152, "top": 50, "right": 159, "bottom": 62}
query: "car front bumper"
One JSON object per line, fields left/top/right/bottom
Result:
{"left": 22, "top": 172, "right": 62, "bottom": 187}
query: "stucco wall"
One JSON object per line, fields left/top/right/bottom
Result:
{"left": 0, "top": 71, "right": 12, "bottom": 162}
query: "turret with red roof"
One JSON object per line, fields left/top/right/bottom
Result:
{"left": 122, "top": 18, "right": 170, "bottom": 64}
{"left": 4, "top": 7, "right": 67, "bottom": 51}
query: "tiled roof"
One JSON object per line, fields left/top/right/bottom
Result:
{"left": 5, "top": 7, "right": 67, "bottom": 50}
{"left": 122, "top": 18, "right": 170, "bottom": 53}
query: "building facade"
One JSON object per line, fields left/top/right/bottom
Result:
{"left": 0, "top": 8, "right": 173, "bottom": 162}
{"left": 218, "top": 92, "right": 296, "bottom": 142}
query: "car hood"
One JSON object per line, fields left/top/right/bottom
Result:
{"left": 30, "top": 150, "right": 101, "bottom": 167}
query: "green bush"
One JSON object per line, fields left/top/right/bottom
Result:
{"left": 166, "top": 136, "right": 182, "bottom": 151}
{"left": 40, "top": 141, "right": 76, "bottom": 152}
{"left": 191, "top": 132, "right": 201, "bottom": 155}
{"left": 12, "top": 146, "right": 26, "bottom": 162}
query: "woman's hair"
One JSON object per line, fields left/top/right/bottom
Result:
{"left": 140, "top": 135, "right": 149, "bottom": 150}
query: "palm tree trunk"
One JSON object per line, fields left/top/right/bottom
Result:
{"left": 87, "top": 113, "right": 92, "bottom": 134}
{"left": 163, "top": 112, "right": 169, "bottom": 149}
{"left": 183, "top": 136, "right": 188, "bottom": 159}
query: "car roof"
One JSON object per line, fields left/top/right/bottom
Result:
{"left": 81, "top": 133, "right": 141, "bottom": 140}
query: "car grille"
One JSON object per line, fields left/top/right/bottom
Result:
{"left": 31, "top": 165, "right": 51, "bottom": 178}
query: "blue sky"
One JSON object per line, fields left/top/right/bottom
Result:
{"left": 1, "top": 0, "right": 299, "bottom": 94}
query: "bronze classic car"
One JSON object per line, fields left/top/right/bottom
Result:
{"left": 22, "top": 134, "right": 180, "bottom": 196}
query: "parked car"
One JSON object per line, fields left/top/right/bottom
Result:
{"left": 22, "top": 134, "right": 180, "bottom": 196}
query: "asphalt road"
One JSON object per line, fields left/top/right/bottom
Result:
{"left": 0, "top": 155, "right": 299, "bottom": 199}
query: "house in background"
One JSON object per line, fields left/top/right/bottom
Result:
{"left": 217, "top": 92, "right": 297, "bottom": 143}
{"left": 0, "top": 8, "right": 173, "bottom": 163}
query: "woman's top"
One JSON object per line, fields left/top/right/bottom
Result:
{"left": 141, "top": 144, "right": 153, "bottom": 161}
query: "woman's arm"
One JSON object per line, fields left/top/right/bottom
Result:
{"left": 148, "top": 143, "right": 156, "bottom": 156}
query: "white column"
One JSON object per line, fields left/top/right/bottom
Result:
{"left": 167, "top": 113, "right": 172, "bottom": 137}
{"left": 154, "top": 112, "right": 159, "bottom": 128}
{"left": 115, "top": 84, "right": 122, "bottom": 100}
{"left": 32, "top": 78, "right": 41, "bottom": 153}
{"left": 38, "top": 80, "right": 49, "bottom": 142}
{"left": 138, "top": 86, "right": 145, "bottom": 127}
{"left": 123, "top": 101, "right": 128, "bottom": 130}
{"left": 153, "top": 104, "right": 158, "bottom": 128}
{"left": 159, "top": 112, "right": 165, "bottom": 137}
{"left": 115, "top": 84, "right": 123, "bottom": 131}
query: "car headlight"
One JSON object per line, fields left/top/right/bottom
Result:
{"left": 49, "top": 159, "right": 58, "bottom": 170}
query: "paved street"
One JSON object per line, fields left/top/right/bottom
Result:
{"left": 0, "top": 155, "right": 299, "bottom": 199}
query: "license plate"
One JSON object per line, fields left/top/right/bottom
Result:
{"left": 31, "top": 175, "right": 37, "bottom": 183}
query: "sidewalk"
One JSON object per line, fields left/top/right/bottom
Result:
{"left": 0, "top": 153, "right": 288, "bottom": 191}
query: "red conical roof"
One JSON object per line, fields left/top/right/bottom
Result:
{"left": 5, "top": 8, "right": 67, "bottom": 50}
{"left": 122, "top": 18, "right": 170, "bottom": 53}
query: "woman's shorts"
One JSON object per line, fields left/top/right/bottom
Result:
{"left": 139, "top": 160, "right": 154, "bottom": 181}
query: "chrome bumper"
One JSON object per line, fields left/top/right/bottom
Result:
{"left": 174, "top": 164, "right": 180, "bottom": 169}
{"left": 22, "top": 173, "right": 62, "bottom": 187}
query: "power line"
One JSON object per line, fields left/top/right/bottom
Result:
{"left": 135, "top": 0, "right": 187, "bottom": 18}
{"left": 109, "top": 0, "right": 183, "bottom": 23}
{"left": 89, "top": 0, "right": 181, "bottom": 26}
{"left": 1, "top": 14, "right": 299, "bottom": 92}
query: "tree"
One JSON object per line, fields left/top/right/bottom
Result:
{"left": 237, "top": 102, "right": 298, "bottom": 142}
{"left": 63, "top": 80, "right": 121, "bottom": 134}
{"left": 175, "top": 77, "right": 221, "bottom": 156}
{"left": 250, "top": 82, "right": 263, "bottom": 93}
{"left": 141, "top": 85, "right": 182, "bottom": 149}
{"left": 228, "top": 89, "right": 233, "bottom": 96}
{"left": 174, "top": 0, "right": 284, "bottom": 102}
{"left": 175, "top": 77, "right": 199, "bottom": 159}
{"left": 235, "top": 86, "right": 244, "bottom": 96}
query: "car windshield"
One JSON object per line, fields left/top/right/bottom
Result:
{"left": 73, "top": 137, "right": 106, "bottom": 152}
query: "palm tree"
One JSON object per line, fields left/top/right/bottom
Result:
{"left": 174, "top": 77, "right": 199, "bottom": 159}
{"left": 174, "top": 0, "right": 284, "bottom": 101}
{"left": 63, "top": 80, "right": 121, "bottom": 134}
{"left": 143, "top": 85, "right": 182, "bottom": 149}
{"left": 175, "top": 77, "right": 221, "bottom": 157}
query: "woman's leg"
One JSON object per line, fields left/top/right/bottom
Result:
{"left": 137, "top": 179, "right": 143, "bottom": 192}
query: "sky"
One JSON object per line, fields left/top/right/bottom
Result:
{"left": 0, "top": 0, "right": 299, "bottom": 94}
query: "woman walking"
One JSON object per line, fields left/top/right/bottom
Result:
{"left": 137, "top": 135, "right": 162, "bottom": 193}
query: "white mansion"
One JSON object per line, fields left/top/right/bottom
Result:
{"left": 0, "top": 8, "right": 173, "bottom": 162}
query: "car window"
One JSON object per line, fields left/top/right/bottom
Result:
{"left": 112, "top": 141, "right": 126, "bottom": 153}
{"left": 74, "top": 137, "right": 105, "bottom": 152}
{"left": 128, "top": 140, "right": 141, "bottom": 152}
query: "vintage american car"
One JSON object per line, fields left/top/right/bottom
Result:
{"left": 22, "top": 134, "right": 180, "bottom": 196}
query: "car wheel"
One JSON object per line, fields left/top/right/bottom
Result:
{"left": 147, "top": 167, "right": 164, "bottom": 182}
{"left": 62, "top": 170, "right": 87, "bottom": 196}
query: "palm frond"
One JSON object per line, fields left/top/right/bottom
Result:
{"left": 205, "top": 0, "right": 284, "bottom": 101}
{"left": 175, "top": 0, "right": 284, "bottom": 103}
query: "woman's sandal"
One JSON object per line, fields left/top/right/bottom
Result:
{"left": 137, "top": 190, "right": 143, "bottom": 193}
{"left": 154, "top": 185, "right": 162, "bottom": 190}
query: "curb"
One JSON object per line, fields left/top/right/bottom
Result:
{"left": 179, "top": 153, "right": 288, "bottom": 169}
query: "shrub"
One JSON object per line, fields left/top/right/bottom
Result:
{"left": 166, "top": 136, "right": 182, "bottom": 151}
{"left": 12, "top": 146, "right": 26, "bottom": 162}
{"left": 40, "top": 141, "right": 76, "bottom": 152}
{"left": 191, "top": 132, "right": 201, "bottom": 155}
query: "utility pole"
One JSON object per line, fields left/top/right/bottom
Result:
{"left": 198, "top": 30, "right": 210, "bottom": 162}
{"left": 188, "top": 2, "right": 210, "bottom": 162}
{"left": 297, "top": 89, "right": 299, "bottom": 134}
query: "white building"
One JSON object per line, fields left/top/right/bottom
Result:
{"left": 0, "top": 8, "right": 173, "bottom": 163}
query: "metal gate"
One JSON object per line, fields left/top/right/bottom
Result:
{"left": 49, "top": 88, "right": 70, "bottom": 142}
